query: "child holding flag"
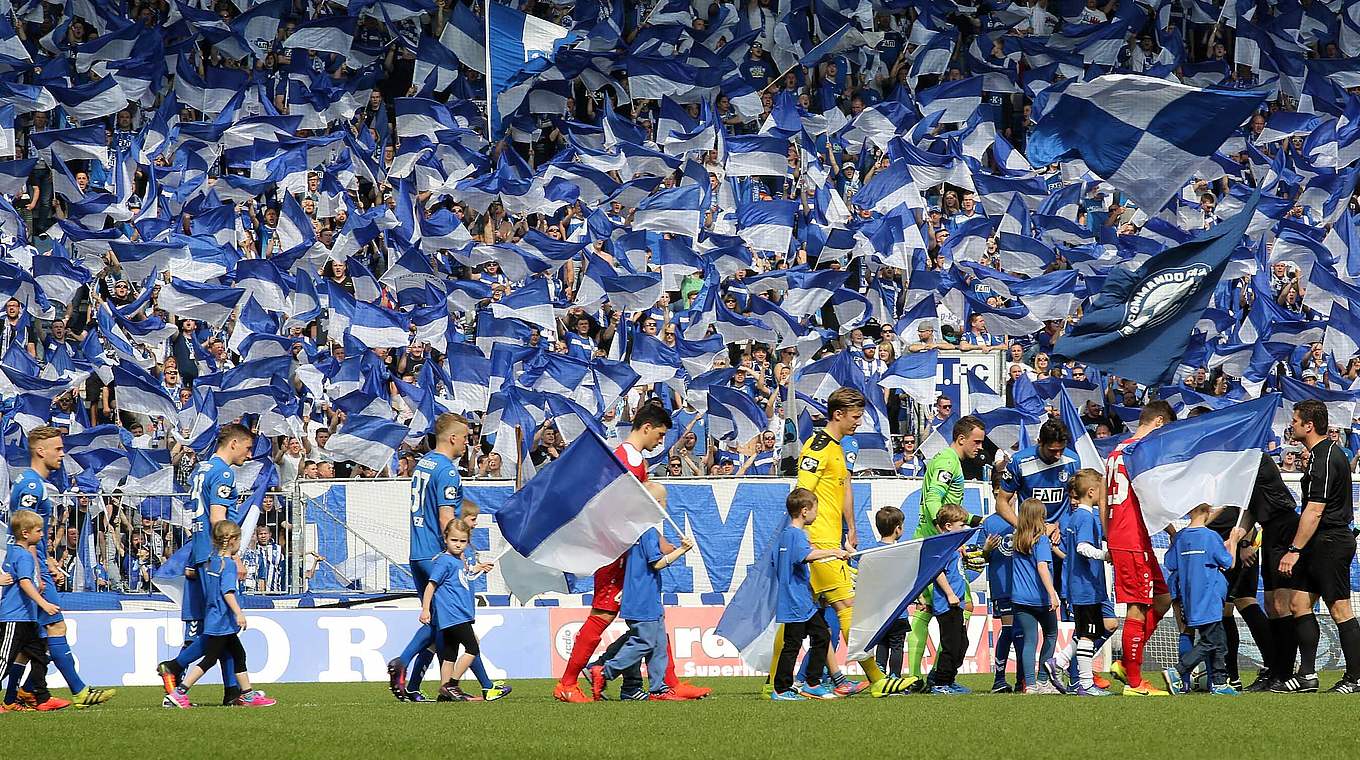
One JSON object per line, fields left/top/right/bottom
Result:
{"left": 772, "top": 488, "right": 851, "bottom": 701}
{"left": 1163, "top": 503, "right": 1238, "bottom": 696}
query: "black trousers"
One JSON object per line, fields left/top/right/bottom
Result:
{"left": 438, "top": 622, "right": 480, "bottom": 662}
{"left": 775, "top": 613, "right": 831, "bottom": 693}
{"left": 0, "top": 621, "right": 48, "bottom": 701}
{"left": 932, "top": 607, "right": 967, "bottom": 685}
{"left": 875, "top": 618, "right": 911, "bottom": 677}
{"left": 199, "top": 633, "right": 248, "bottom": 673}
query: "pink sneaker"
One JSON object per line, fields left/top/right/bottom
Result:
{"left": 233, "top": 691, "right": 276, "bottom": 707}
{"left": 162, "top": 691, "right": 192, "bottom": 709}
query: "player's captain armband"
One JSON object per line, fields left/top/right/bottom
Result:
{"left": 935, "top": 469, "right": 952, "bottom": 485}
{"left": 800, "top": 456, "right": 820, "bottom": 473}
{"left": 216, "top": 484, "right": 231, "bottom": 499}
{"left": 18, "top": 493, "right": 36, "bottom": 508}
{"left": 443, "top": 485, "right": 458, "bottom": 500}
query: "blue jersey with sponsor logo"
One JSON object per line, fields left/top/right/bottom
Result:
{"left": 410, "top": 452, "right": 463, "bottom": 562}
{"left": 9, "top": 468, "right": 54, "bottom": 568}
{"left": 0, "top": 544, "right": 38, "bottom": 622}
{"left": 189, "top": 456, "right": 239, "bottom": 566}
{"left": 1000, "top": 446, "right": 1080, "bottom": 523}
{"left": 428, "top": 550, "right": 477, "bottom": 627}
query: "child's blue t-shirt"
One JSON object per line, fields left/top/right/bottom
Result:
{"left": 982, "top": 513, "right": 1014, "bottom": 601}
{"left": 202, "top": 554, "right": 241, "bottom": 636}
{"left": 0, "top": 544, "right": 38, "bottom": 622}
{"left": 428, "top": 550, "right": 477, "bottom": 627}
{"left": 775, "top": 525, "right": 817, "bottom": 623}
{"left": 1164, "top": 526, "right": 1233, "bottom": 627}
{"left": 1062, "top": 505, "right": 1108, "bottom": 605}
{"left": 1011, "top": 534, "right": 1053, "bottom": 608}
{"left": 931, "top": 549, "right": 966, "bottom": 615}
{"left": 620, "top": 529, "right": 665, "bottom": 622}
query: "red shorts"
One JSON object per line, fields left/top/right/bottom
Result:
{"left": 591, "top": 557, "right": 626, "bottom": 613}
{"left": 1111, "top": 548, "right": 1168, "bottom": 605}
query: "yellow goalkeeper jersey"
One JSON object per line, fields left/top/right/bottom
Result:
{"left": 796, "top": 430, "right": 850, "bottom": 548}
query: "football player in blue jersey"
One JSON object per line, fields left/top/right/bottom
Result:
{"left": 9, "top": 426, "right": 115, "bottom": 709}
{"left": 387, "top": 413, "right": 509, "bottom": 702}
{"left": 158, "top": 424, "right": 254, "bottom": 706}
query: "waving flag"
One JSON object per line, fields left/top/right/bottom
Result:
{"left": 707, "top": 385, "right": 769, "bottom": 443}
{"left": 1123, "top": 394, "right": 1278, "bottom": 536}
{"left": 1028, "top": 74, "right": 1266, "bottom": 213}
{"left": 1057, "top": 192, "right": 1258, "bottom": 385}
{"left": 488, "top": 2, "right": 572, "bottom": 136}
{"left": 878, "top": 349, "right": 938, "bottom": 405}
{"left": 493, "top": 432, "right": 667, "bottom": 574}
{"left": 326, "top": 414, "right": 408, "bottom": 471}
{"left": 844, "top": 528, "right": 980, "bottom": 661}
{"left": 1058, "top": 388, "right": 1103, "bottom": 470}
{"left": 159, "top": 277, "right": 245, "bottom": 326}
{"left": 112, "top": 363, "right": 180, "bottom": 420}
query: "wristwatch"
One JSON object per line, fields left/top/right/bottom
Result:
{"left": 1286, "top": 545, "right": 1302, "bottom": 554}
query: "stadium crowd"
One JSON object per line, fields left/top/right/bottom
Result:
{"left": 0, "top": 0, "right": 1356, "bottom": 599}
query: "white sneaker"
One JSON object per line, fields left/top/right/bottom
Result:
{"left": 1027, "top": 680, "right": 1062, "bottom": 695}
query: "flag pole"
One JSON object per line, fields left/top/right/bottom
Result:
{"left": 484, "top": 0, "right": 494, "bottom": 140}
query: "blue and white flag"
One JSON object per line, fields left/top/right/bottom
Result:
{"left": 1123, "top": 394, "right": 1277, "bottom": 536}
{"left": 878, "top": 349, "right": 938, "bottom": 406}
{"left": 632, "top": 184, "right": 702, "bottom": 239}
{"left": 158, "top": 277, "right": 245, "bottom": 326}
{"left": 488, "top": 2, "right": 572, "bottom": 136}
{"left": 707, "top": 385, "right": 769, "bottom": 443}
{"left": 441, "top": 0, "right": 487, "bottom": 74}
{"left": 1028, "top": 74, "right": 1266, "bottom": 214}
{"left": 152, "top": 544, "right": 192, "bottom": 606}
{"left": 112, "top": 362, "right": 180, "bottom": 420}
{"left": 844, "top": 528, "right": 980, "bottom": 661}
{"left": 1058, "top": 388, "right": 1103, "bottom": 470}
{"left": 326, "top": 414, "right": 409, "bottom": 471}
{"left": 629, "top": 333, "right": 681, "bottom": 384}
{"left": 493, "top": 431, "right": 667, "bottom": 574}
{"left": 1057, "top": 192, "right": 1258, "bottom": 385}
{"left": 917, "top": 75, "right": 983, "bottom": 123}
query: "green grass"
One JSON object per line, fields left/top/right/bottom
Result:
{"left": 15, "top": 675, "right": 1360, "bottom": 758}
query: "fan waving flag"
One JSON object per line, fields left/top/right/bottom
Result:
{"left": 1056, "top": 191, "right": 1258, "bottom": 386}
{"left": 493, "top": 431, "right": 667, "bottom": 574}
{"left": 488, "top": 2, "right": 573, "bottom": 137}
{"left": 1123, "top": 394, "right": 1278, "bottom": 537}
{"left": 844, "top": 528, "right": 979, "bottom": 661}
{"left": 1027, "top": 74, "right": 1266, "bottom": 214}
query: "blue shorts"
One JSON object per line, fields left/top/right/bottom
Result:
{"left": 38, "top": 572, "right": 63, "bottom": 626}
{"left": 411, "top": 558, "right": 436, "bottom": 593}
{"left": 990, "top": 598, "right": 1013, "bottom": 617}
{"left": 181, "top": 566, "right": 205, "bottom": 622}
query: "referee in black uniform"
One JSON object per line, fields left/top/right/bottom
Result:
{"left": 1190, "top": 406, "right": 1298, "bottom": 690}
{"left": 1276, "top": 400, "right": 1360, "bottom": 693}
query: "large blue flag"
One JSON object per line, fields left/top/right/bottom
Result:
{"left": 1056, "top": 192, "right": 1259, "bottom": 386}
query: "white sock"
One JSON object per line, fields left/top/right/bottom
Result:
{"left": 1077, "top": 639, "right": 1096, "bottom": 689}
{"left": 1055, "top": 637, "right": 1078, "bottom": 669}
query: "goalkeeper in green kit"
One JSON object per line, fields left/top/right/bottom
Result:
{"left": 908, "top": 416, "right": 988, "bottom": 681}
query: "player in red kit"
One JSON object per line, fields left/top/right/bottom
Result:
{"left": 553, "top": 403, "right": 710, "bottom": 702}
{"left": 1102, "top": 401, "right": 1174, "bottom": 696}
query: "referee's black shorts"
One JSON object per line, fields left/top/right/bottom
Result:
{"left": 1291, "top": 526, "right": 1358, "bottom": 603}
{"left": 1226, "top": 555, "right": 1260, "bottom": 600}
{"left": 1260, "top": 514, "right": 1299, "bottom": 593}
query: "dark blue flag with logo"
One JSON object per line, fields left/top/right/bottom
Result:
{"left": 1056, "top": 191, "right": 1260, "bottom": 386}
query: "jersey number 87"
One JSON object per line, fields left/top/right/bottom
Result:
{"left": 410, "top": 471, "right": 430, "bottom": 527}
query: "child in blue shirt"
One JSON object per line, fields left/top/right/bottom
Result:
{"left": 928, "top": 504, "right": 974, "bottom": 694}
{"left": 1047, "top": 469, "right": 1116, "bottom": 696}
{"left": 419, "top": 520, "right": 495, "bottom": 702}
{"left": 1163, "top": 503, "right": 1236, "bottom": 696}
{"left": 1, "top": 511, "right": 60, "bottom": 710}
{"left": 771, "top": 488, "right": 851, "bottom": 701}
{"left": 1012, "top": 498, "right": 1062, "bottom": 694}
{"left": 982, "top": 511, "right": 1020, "bottom": 693}
{"left": 589, "top": 527, "right": 694, "bottom": 701}
{"left": 164, "top": 521, "right": 276, "bottom": 708}
{"left": 873, "top": 506, "right": 912, "bottom": 679}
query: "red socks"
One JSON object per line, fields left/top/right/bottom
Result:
{"left": 665, "top": 640, "right": 679, "bottom": 688}
{"left": 1121, "top": 617, "right": 1146, "bottom": 688}
{"left": 561, "top": 614, "right": 611, "bottom": 686}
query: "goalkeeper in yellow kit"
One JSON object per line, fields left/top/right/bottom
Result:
{"left": 767, "top": 387, "right": 917, "bottom": 698}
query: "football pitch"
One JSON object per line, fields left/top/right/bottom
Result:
{"left": 17, "top": 675, "right": 1360, "bottom": 758}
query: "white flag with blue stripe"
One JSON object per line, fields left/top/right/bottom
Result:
{"left": 1123, "top": 394, "right": 1278, "bottom": 536}
{"left": 493, "top": 431, "right": 666, "bottom": 574}
{"left": 844, "top": 528, "right": 979, "bottom": 661}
